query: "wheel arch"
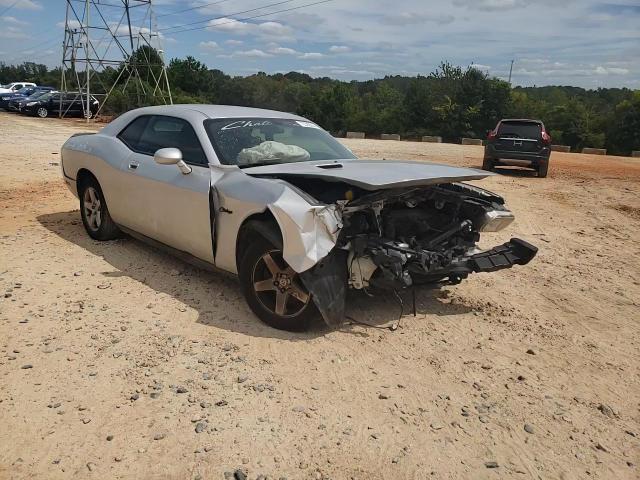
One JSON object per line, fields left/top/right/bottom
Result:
{"left": 235, "top": 211, "right": 283, "bottom": 271}
{"left": 76, "top": 168, "right": 99, "bottom": 190}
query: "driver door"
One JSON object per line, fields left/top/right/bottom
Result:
{"left": 116, "top": 114, "right": 214, "bottom": 263}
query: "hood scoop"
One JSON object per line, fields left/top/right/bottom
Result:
{"left": 316, "top": 163, "right": 343, "bottom": 169}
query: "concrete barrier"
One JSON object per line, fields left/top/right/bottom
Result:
{"left": 380, "top": 133, "right": 400, "bottom": 141}
{"left": 346, "top": 131, "right": 365, "bottom": 139}
{"left": 461, "top": 138, "right": 483, "bottom": 146}
{"left": 582, "top": 147, "right": 607, "bottom": 155}
{"left": 551, "top": 145, "right": 571, "bottom": 153}
{"left": 631, "top": 151, "right": 640, "bottom": 158}
{"left": 422, "top": 136, "right": 442, "bottom": 143}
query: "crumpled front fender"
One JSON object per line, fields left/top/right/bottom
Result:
{"left": 267, "top": 187, "right": 342, "bottom": 273}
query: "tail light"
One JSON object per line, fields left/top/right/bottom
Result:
{"left": 487, "top": 130, "right": 497, "bottom": 141}
{"left": 541, "top": 130, "right": 551, "bottom": 145}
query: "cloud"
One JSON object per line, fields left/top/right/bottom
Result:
{"left": 234, "top": 49, "right": 272, "bottom": 58}
{"left": 595, "top": 66, "right": 629, "bottom": 75}
{"left": 268, "top": 46, "right": 298, "bottom": 55}
{"left": 0, "top": 0, "right": 41, "bottom": 10}
{"left": 0, "top": 15, "right": 30, "bottom": 38}
{"left": 0, "top": 26, "right": 28, "bottom": 39}
{"left": 1, "top": 16, "right": 28, "bottom": 26}
{"left": 225, "top": 39, "right": 243, "bottom": 46}
{"left": 207, "top": 18, "right": 293, "bottom": 40}
{"left": 382, "top": 13, "right": 455, "bottom": 25}
{"left": 199, "top": 41, "right": 219, "bottom": 51}
{"left": 470, "top": 63, "right": 492, "bottom": 70}
{"left": 329, "top": 45, "right": 351, "bottom": 54}
{"left": 298, "top": 52, "right": 324, "bottom": 60}
{"left": 452, "top": 0, "right": 532, "bottom": 11}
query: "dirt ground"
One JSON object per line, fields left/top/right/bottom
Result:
{"left": 1, "top": 112, "right": 638, "bottom": 480}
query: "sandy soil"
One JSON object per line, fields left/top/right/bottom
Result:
{"left": 1, "top": 112, "right": 638, "bottom": 480}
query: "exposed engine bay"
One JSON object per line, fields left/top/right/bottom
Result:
{"left": 338, "top": 182, "right": 532, "bottom": 290}
{"left": 277, "top": 177, "right": 538, "bottom": 325}
{"left": 245, "top": 169, "right": 538, "bottom": 327}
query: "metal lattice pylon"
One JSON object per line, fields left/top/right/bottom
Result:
{"left": 60, "top": 0, "right": 172, "bottom": 121}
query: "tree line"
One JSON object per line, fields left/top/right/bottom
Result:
{"left": 1, "top": 53, "right": 638, "bottom": 155}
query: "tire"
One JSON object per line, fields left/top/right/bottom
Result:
{"left": 239, "top": 235, "right": 316, "bottom": 331}
{"left": 78, "top": 176, "right": 121, "bottom": 241}
{"left": 482, "top": 156, "right": 494, "bottom": 171}
{"left": 537, "top": 161, "right": 549, "bottom": 178}
{"left": 36, "top": 107, "right": 49, "bottom": 118}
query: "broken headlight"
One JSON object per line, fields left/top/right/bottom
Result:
{"left": 479, "top": 209, "right": 515, "bottom": 232}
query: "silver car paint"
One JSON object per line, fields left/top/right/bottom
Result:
{"left": 62, "top": 105, "right": 341, "bottom": 274}
{"left": 61, "top": 104, "right": 492, "bottom": 279}
{"left": 243, "top": 159, "right": 492, "bottom": 190}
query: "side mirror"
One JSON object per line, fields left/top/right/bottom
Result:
{"left": 154, "top": 148, "right": 192, "bottom": 175}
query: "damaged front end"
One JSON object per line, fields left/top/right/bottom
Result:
{"left": 297, "top": 181, "right": 537, "bottom": 326}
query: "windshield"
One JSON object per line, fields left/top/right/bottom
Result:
{"left": 204, "top": 117, "right": 356, "bottom": 167}
{"left": 28, "top": 90, "right": 51, "bottom": 100}
{"left": 15, "top": 87, "right": 33, "bottom": 95}
{"left": 37, "top": 92, "right": 55, "bottom": 101}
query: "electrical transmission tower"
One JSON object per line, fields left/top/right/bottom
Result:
{"left": 60, "top": 0, "right": 172, "bottom": 121}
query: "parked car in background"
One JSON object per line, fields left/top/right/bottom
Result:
{"left": 60, "top": 104, "right": 537, "bottom": 331}
{"left": 0, "top": 82, "right": 36, "bottom": 94}
{"left": 483, "top": 119, "right": 551, "bottom": 177}
{"left": 9, "top": 89, "right": 58, "bottom": 112}
{"left": 0, "top": 86, "right": 54, "bottom": 109}
{"left": 21, "top": 91, "right": 99, "bottom": 118}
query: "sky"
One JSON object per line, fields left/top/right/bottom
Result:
{"left": 0, "top": 0, "right": 638, "bottom": 88}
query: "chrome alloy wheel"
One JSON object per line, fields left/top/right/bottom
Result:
{"left": 83, "top": 186, "right": 102, "bottom": 232}
{"left": 251, "top": 250, "right": 311, "bottom": 317}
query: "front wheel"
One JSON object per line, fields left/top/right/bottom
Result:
{"left": 36, "top": 107, "right": 49, "bottom": 118}
{"left": 239, "top": 235, "right": 316, "bottom": 331}
{"left": 79, "top": 177, "right": 121, "bottom": 241}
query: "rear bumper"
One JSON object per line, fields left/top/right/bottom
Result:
{"left": 485, "top": 144, "right": 550, "bottom": 166}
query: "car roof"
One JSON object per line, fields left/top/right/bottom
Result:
{"left": 100, "top": 104, "right": 310, "bottom": 138}
{"left": 129, "top": 104, "right": 307, "bottom": 121}
{"left": 500, "top": 119, "right": 543, "bottom": 124}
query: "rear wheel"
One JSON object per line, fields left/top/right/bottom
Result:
{"left": 538, "top": 161, "right": 549, "bottom": 178}
{"left": 36, "top": 107, "right": 48, "bottom": 118}
{"left": 239, "top": 235, "right": 316, "bottom": 331}
{"left": 482, "top": 155, "right": 494, "bottom": 171}
{"left": 79, "top": 177, "right": 121, "bottom": 241}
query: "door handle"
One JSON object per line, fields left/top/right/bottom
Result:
{"left": 128, "top": 162, "right": 139, "bottom": 170}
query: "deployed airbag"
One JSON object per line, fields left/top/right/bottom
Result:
{"left": 238, "top": 141, "right": 310, "bottom": 165}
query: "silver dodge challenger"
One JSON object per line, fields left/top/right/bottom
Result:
{"left": 61, "top": 105, "right": 537, "bottom": 330}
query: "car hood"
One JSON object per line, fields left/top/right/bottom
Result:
{"left": 243, "top": 159, "right": 493, "bottom": 190}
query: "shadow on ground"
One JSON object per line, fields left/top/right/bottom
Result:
{"left": 38, "top": 210, "right": 472, "bottom": 340}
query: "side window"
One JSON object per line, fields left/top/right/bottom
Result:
{"left": 137, "top": 115, "right": 208, "bottom": 165}
{"left": 117, "top": 116, "right": 150, "bottom": 151}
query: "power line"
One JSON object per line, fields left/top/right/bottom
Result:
{"left": 0, "top": 0, "right": 19, "bottom": 17}
{"left": 9, "top": 32, "right": 61, "bottom": 56}
{"left": 157, "top": 0, "right": 234, "bottom": 18}
{"left": 158, "top": 0, "right": 297, "bottom": 33}
{"left": 163, "top": 0, "right": 335, "bottom": 36}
